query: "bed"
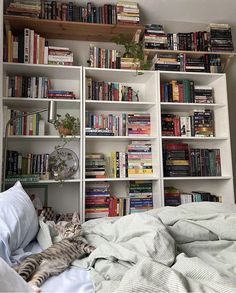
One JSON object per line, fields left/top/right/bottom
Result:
{"left": 1, "top": 181, "right": 236, "bottom": 293}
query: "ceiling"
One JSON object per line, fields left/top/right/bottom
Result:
{"left": 77, "top": 0, "right": 236, "bottom": 26}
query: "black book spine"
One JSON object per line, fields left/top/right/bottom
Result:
{"left": 68, "top": 2, "right": 73, "bottom": 21}
{"left": 51, "top": 1, "right": 57, "bottom": 20}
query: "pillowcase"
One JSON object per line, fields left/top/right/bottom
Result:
{"left": 0, "top": 181, "right": 39, "bottom": 265}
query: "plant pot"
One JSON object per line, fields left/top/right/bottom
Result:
{"left": 58, "top": 126, "right": 72, "bottom": 136}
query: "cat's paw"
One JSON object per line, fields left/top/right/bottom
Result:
{"left": 28, "top": 283, "right": 41, "bottom": 293}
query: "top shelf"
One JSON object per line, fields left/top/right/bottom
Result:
{"left": 4, "top": 15, "right": 144, "bottom": 43}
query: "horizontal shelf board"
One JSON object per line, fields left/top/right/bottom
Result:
{"left": 159, "top": 70, "right": 224, "bottom": 84}
{"left": 7, "top": 135, "right": 80, "bottom": 140}
{"left": 144, "top": 48, "right": 236, "bottom": 59}
{"left": 84, "top": 67, "right": 155, "bottom": 83}
{"left": 162, "top": 136, "right": 228, "bottom": 141}
{"left": 3, "top": 62, "right": 82, "bottom": 79}
{"left": 2, "top": 97, "right": 80, "bottom": 109}
{"left": 161, "top": 102, "right": 225, "bottom": 111}
{"left": 163, "top": 176, "right": 232, "bottom": 180}
{"left": 4, "top": 15, "right": 144, "bottom": 42}
{"left": 85, "top": 177, "right": 159, "bottom": 182}
{"left": 5, "top": 178, "right": 81, "bottom": 185}
{"left": 85, "top": 136, "right": 156, "bottom": 141}
{"left": 86, "top": 100, "right": 156, "bottom": 110}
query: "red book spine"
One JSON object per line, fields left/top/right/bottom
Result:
{"left": 173, "top": 116, "right": 181, "bottom": 136}
{"left": 160, "top": 84, "right": 164, "bottom": 102}
{"left": 23, "top": 113, "right": 27, "bottom": 136}
{"left": 178, "top": 84, "right": 184, "bottom": 103}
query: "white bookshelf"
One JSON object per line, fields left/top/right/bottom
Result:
{"left": 158, "top": 71, "right": 234, "bottom": 204}
{"left": 0, "top": 8, "right": 235, "bottom": 220}
{"left": 1, "top": 62, "right": 83, "bottom": 216}
{"left": 82, "top": 67, "right": 161, "bottom": 221}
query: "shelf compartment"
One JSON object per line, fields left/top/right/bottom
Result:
{"left": 3, "top": 62, "right": 82, "bottom": 80}
{"left": 144, "top": 49, "right": 236, "bottom": 70}
{"left": 85, "top": 136, "right": 157, "bottom": 142}
{"left": 4, "top": 15, "right": 144, "bottom": 42}
{"left": 161, "top": 102, "right": 225, "bottom": 112}
{"left": 86, "top": 100, "right": 156, "bottom": 111}
{"left": 84, "top": 67, "right": 155, "bottom": 83}
{"left": 2, "top": 97, "right": 80, "bottom": 110}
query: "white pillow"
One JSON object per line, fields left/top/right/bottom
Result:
{"left": 0, "top": 181, "right": 39, "bottom": 264}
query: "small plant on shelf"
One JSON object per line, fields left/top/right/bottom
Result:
{"left": 49, "top": 113, "right": 80, "bottom": 182}
{"left": 53, "top": 113, "right": 80, "bottom": 137}
{"left": 113, "top": 34, "right": 151, "bottom": 71}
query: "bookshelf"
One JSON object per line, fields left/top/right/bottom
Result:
{"left": 82, "top": 67, "right": 161, "bottom": 221}
{"left": 1, "top": 58, "right": 83, "bottom": 215}
{"left": 0, "top": 3, "right": 235, "bottom": 220}
{"left": 144, "top": 49, "right": 236, "bottom": 71}
{"left": 158, "top": 71, "right": 234, "bottom": 205}
{"left": 4, "top": 15, "right": 144, "bottom": 43}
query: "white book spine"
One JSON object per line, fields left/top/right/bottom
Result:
{"left": 39, "top": 120, "right": 45, "bottom": 135}
{"left": 44, "top": 46, "right": 48, "bottom": 64}
{"left": 30, "top": 30, "right": 34, "bottom": 64}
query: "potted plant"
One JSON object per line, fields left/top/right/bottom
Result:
{"left": 53, "top": 113, "right": 80, "bottom": 137}
{"left": 113, "top": 34, "right": 151, "bottom": 71}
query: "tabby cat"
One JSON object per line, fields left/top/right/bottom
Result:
{"left": 16, "top": 213, "right": 95, "bottom": 292}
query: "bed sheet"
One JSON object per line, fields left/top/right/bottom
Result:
{"left": 15, "top": 241, "right": 95, "bottom": 293}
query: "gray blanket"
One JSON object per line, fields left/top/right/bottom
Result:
{"left": 77, "top": 202, "right": 236, "bottom": 293}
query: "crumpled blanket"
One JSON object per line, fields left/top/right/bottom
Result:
{"left": 38, "top": 202, "right": 236, "bottom": 293}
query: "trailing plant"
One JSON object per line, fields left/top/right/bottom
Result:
{"left": 50, "top": 113, "right": 80, "bottom": 182}
{"left": 113, "top": 34, "right": 151, "bottom": 72}
{"left": 53, "top": 113, "right": 80, "bottom": 137}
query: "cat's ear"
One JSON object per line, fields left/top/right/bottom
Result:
{"left": 72, "top": 212, "right": 80, "bottom": 223}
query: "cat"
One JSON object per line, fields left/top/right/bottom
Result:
{"left": 15, "top": 212, "right": 95, "bottom": 292}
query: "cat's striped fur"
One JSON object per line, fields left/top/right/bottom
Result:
{"left": 16, "top": 213, "right": 95, "bottom": 292}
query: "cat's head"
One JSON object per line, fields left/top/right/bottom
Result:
{"left": 62, "top": 212, "right": 83, "bottom": 238}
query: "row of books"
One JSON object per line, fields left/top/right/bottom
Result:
{"left": 89, "top": 44, "right": 121, "bottom": 69}
{"left": 143, "top": 24, "right": 168, "bottom": 50}
{"left": 109, "top": 181, "right": 153, "bottom": 216}
{"left": 85, "top": 153, "right": 106, "bottom": 178}
{"left": 6, "top": 150, "right": 50, "bottom": 177}
{"left": 4, "top": 75, "right": 76, "bottom": 99}
{"left": 85, "top": 181, "right": 153, "bottom": 220}
{"left": 85, "top": 182, "right": 110, "bottom": 219}
{"left": 109, "top": 141, "right": 153, "bottom": 177}
{"left": 116, "top": 1, "right": 140, "bottom": 24}
{"left": 151, "top": 53, "right": 222, "bottom": 73}
{"left": 5, "top": 0, "right": 140, "bottom": 25}
{"left": 164, "top": 186, "right": 221, "bottom": 206}
{"left": 4, "top": 108, "right": 45, "bottom": 136}
{"left": 163, "top": 143, "right": 221, "bottom": 177}
{"left": 209, "top": 24, "right": 234, "bottom": 52}
{"left": 144, "top": 23, "right": 234, "bottom": 52}
{"left": 85, "top": 112, "right": 151, "bottom": 136}
{"left": 162, "top": 109, "right": 214, "bottom": 137}
{"left": 5, "top": 0, "right": 41, "bottom": 18}
{"left": 42, "top": 2, "right": 117, "bottom": 24}
{"left": 86, "top": 78, "right": 139, "bottom": 101}
{"left": 5, "top": 28, "right": 73, "bottom": 66}
{"left": 160, "top": 80, "right": 214, "bottom": 103}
